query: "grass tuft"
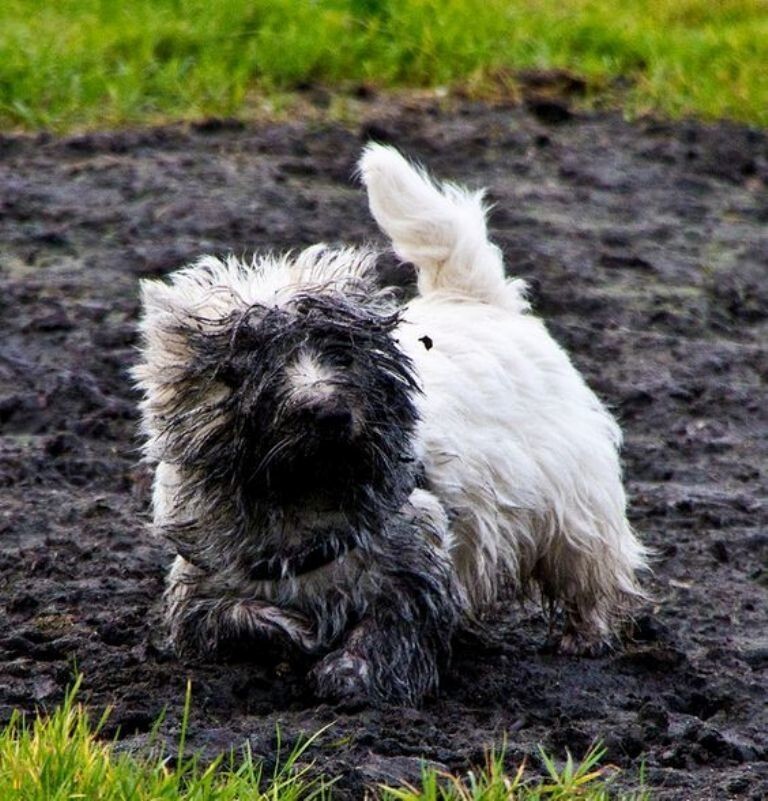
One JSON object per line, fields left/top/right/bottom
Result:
{"left": 381, "top": 742, "right": 650, "bottom": 801}
{"left": 0, "top": 676, "right": 328, "bottom": 801}
{"left": 1, "top": 1, "right": 767, "bottom": 131}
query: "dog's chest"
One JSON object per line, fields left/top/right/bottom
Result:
{"left": 244, "top": 511, "right": 380, "bottom": 618}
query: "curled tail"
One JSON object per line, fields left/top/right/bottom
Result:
{"left": 358, "top": 143, "right": 527, "bottom": 310}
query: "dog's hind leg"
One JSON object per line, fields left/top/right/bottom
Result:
{"left": 533, "top": 508, "right": 648, "bottom": 655}
{"left": 165, "top": 556, "right": 319, "bottom": 659}
{"left": 310, "top": 489, "right": 463, "bottom": 705}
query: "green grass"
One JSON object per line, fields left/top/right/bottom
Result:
{"left": 0, "top": 677, "right": 329, "bottom": 800}
{"left": 0, "top": 680, "right": 646, "bottom": 801}
{"left": 381, "top": 744, "right": 649, "bottom": 801}
{"left": 1, "top": 0, "right": 767, "bottom": 131}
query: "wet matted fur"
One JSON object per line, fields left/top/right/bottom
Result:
{"left": 133, "top": 145, "right": 648, "bottom": 706}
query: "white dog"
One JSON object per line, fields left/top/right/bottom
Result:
{"left": 133, "top": 144, "right": 648, "bottom": 705}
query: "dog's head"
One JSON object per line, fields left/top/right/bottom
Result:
{"left": 133, "top": 246, "right": 420, "bottom": 516}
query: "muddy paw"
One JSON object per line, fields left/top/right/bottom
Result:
{"left": 252, "top": 604, "right": 319, "bottom": 651}
{"left": 557, "top": 630, "right": 612, "bottom": 658}
{"left": 310, "top": 651, "right": 374, "bottom": 707}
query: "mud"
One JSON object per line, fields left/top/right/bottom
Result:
{"left": 0, "top": 98, "right": 766, "bottom": 799}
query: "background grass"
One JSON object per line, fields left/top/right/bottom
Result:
{"left": 0, "top": 680, "right": 647, "bottom": 801}
{"left": 1, "top": 0, "right": 767, "bottom": 131}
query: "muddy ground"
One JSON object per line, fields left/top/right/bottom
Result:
{"left": 0, "top": 97, "right": 766, "bottom": 799}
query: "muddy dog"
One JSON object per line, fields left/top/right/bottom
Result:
{"left": 133, "top": 144, "right": 648, "bottom": 705}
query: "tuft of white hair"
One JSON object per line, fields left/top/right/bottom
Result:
{"left": 358, "top": 143, "right": 528, "bottom": 312}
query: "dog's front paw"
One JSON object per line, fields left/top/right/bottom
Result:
{"left": 246, "top": 603, "right": 318, "bottom": 651}
{"left": 310, "top": 650, "right": 374, "bottom": 707}
{"left": 170, "top": 598, "right": 320, "bottom": 664}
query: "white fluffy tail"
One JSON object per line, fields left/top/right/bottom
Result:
{"left": 358, "top": 143, "right": 526, "bottom": 309}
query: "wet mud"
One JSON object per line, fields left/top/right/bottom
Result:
{"left": 0, "top": 98, "right": 766, "bottom": 799}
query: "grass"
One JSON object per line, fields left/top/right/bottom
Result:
{"left": 0, "top": 677, "right": 328, "bottom": 801}
{"left": 1, "top": 0, "right": 767, "bottom": 131}
{"left": 0, "top": 679, "right": 647, "bottom": 801}
{"left": 381, "top": 744, "right": 649, "bottom": 801}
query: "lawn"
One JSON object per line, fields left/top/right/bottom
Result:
{"left": 1, "top": 0, "right": 767, "bottom": 131}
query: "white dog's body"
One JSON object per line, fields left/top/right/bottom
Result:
{"left": 135, "top": 145, "right": 647, "bottom": 703}
{"left": 362, "top": 146, "right": 645, "bottom": 646}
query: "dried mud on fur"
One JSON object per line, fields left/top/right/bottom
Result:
{"left": 1, "top": 101, "right": 767, "bottom": 799}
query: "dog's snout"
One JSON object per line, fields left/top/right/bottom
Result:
{"left": 316, "top": 404, "right": 353, "bottom": 429}
{"left": 298, "top": 401, "right": 354, "bottom": 435}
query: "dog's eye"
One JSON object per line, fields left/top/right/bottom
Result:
{"left": 295, "top": 300, "right": 310, "bottom": 316}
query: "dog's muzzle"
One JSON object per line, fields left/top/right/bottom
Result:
{"left": 295, "top": 400, "right": 355, "bottom": 440}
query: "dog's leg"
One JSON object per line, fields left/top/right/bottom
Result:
{"left": 165, "top": 556, "right": 318, "bottom": 658}
{"left": 311, "top": 489, "right": 462, "bottom": 705}
{"left": 534, "top": 509, "right": 647, "bottom": 656}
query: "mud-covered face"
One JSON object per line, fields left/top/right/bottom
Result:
{"left": 163, "top": 290, "right": 420, "bottom": 508}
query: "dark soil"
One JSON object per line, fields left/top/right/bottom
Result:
{"left": 1, "top": 98, "right": 767, "bottom": 800}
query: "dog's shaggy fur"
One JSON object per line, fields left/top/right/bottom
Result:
{"left": 133, "top": 145, "right": 648, "bottom": 705}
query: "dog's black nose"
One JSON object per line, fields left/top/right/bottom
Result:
{"left": 298, "top": 402, "right": 354, "bottom": 436}
{"left": 315, "top": 405, "right": 353, "bottom": 430}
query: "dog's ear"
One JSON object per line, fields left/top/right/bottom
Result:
{"left": 134, "top": 277, "right": 197, "bottom": 374}
{"left": 135, "top": 256, "right": 246, "bottom": 374}
{"left": 138, "top": 255, "right": 234, "bottom": 321}
{"left": 132, "top": 265, "right": 218, "bottom": 423}
{"left": 133, "top": 266, "right": 236, "bottom": 454}
{"left": 138, "top": 277, "right": 186, "bottom": 330}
